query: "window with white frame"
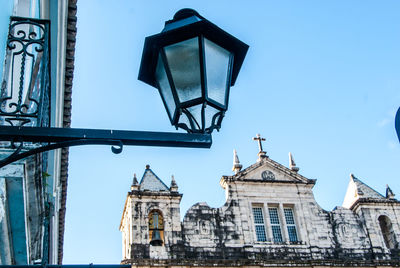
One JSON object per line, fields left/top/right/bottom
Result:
{"left": 268, "top": 207, "right": 283, "bottom": 242}
{"left": 252, "top": 207, "right": 267, "bottom": 242}
{"left": 284, "top": 207, "right": 298, "bottom": 242}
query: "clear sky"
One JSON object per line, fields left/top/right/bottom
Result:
{"left": 63, "top": 0, "right": 400, "bottom": 264}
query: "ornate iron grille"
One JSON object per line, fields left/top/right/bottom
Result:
{"left": 0, "top": 17, "right": 50, "bottom": 127}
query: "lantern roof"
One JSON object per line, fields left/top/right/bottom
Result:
{"left": 138, "top": 8, "right": 249, "bottom": 88}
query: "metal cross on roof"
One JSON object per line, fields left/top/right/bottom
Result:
{"left": 253, "top": 134, "right": 267, "bottom": 159}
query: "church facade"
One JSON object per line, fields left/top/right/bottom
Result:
{"left": 120, "top": 144, "right": 400, "bottom": 267}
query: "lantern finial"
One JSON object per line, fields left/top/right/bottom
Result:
{"left": 173, "top": 9, "right": 201, "bottom": 20}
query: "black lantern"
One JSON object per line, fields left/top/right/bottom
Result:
{"left": 138, "top": 9, "right": 249, "bottom": 134}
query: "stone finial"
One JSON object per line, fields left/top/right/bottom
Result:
{"left": 289, "top": 152, "right": 300, "bottom": 172}
{"left": 253, "top": 133, "right": 267, "bottom": 161}
{"left": 170, "top": 175, "right": 178, "bottom": 192}
{"left": 131, "top": 173, "right": 139, "bottom": 191}
{"left": 386, "top": 184, "right": 395, "bottom": 199}
{"left": 232, "top": 149, "right": 243, "bottom": 174}
{"left": 145, "top": 164, "right": 150, "bottom": 169}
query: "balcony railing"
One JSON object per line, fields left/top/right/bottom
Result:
{"left": 0, "top": 16, "right": 50, "bottom": 127}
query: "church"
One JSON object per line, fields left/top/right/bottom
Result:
{"left": 120, "top": 135, "right": 400, "bottom": 267}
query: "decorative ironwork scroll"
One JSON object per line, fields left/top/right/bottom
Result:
{"left": 177, "top": 106, "right": 225, "bottom": 134}
{"left": 0, "top": 17, "right": 50, "bottom": 127}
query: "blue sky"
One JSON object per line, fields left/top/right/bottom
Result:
{"left": 63, "top": 0, "right": 400, "bottom": 264}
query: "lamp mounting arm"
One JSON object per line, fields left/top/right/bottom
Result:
{"left": 0, "top": 126, "right": 212, "bottom": 168}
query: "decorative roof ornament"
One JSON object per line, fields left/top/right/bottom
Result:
{"left": 131, "top": 173, "right": 139, "bottom": 191}
{"left": 170, "top": 175, "right": 178, "bottom": 192}
{"left": 133, "top": 173, "right": 138, "bottom": 185}
{"left": 289, "top": 152, "right": 300, "bottom": 172}
{"left": 232, "top": 149, "right": 243, "bottom": 174}
{"left": 386, "top": 184, "right": 395, "bottom": 199}
{"left": 252, "top": 133, "right": 267, "bottom": 161}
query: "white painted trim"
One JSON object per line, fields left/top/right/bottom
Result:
{"left": 49, "top": 0, "right": 68, "bottom": 263}
{"left": 0, "top": 178, "right": 13, "bottom": 264}
{"left": 13, "top": 0, "right": 30, "bottom": 17}
{"left": 55, "top": 1, "right": 68, "bottom": 129}
{"left": 40, "top": 0, "right": 49, "bottom": 19}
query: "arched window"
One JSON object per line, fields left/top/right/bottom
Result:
{"left": 378, "top": 215, "right": 398, "bottom": 249}
{"left": 149, "top": 210, "right": 164, "bottom": 246}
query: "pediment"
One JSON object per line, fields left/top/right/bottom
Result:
{"left": 234, "top": 157, "right": 314, "bottom": 184}
{"left": 139, "top": 168, "right": 170, "bottom": 192}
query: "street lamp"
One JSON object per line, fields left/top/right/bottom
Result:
{"left": 139, "top": 9, "right": 248, "bottom": 133}
{"left": 0, "top": 10, "right": 248, "bottom": 167}
{"left": 396, "top": 107, "right": 400, "bottom": 143}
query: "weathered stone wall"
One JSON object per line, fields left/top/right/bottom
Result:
{"left": 329, "top": 207, "right": 372, "bottom": 258}
{"left": 121, "top": 192, "right": 182, "bottom": 260}
{"left": 121, "top": 159, "right": 400, "bottom": 265}
{"left": 352, "top": 202, "right": 400, "bottom": 259}
{"left": 177, "top": 180, "right": 381, "bottom": 261}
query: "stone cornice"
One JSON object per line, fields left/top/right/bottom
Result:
{"left": 122, "top": 258, "right": 400, "bottom": 267}
{"left": 223, "top": 177, "right": 316, "bottom": 185}
{"left": 221, "top": 157, "right": 316, "bottom": 186}
{"left": 350, "top": 197, "right": 400, "bottom": 211}
{"left": 128, "top": 190, "right": 183, "bottom": 199}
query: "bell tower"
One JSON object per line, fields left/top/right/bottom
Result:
{"left": 342, "top": 174, "right": 400, "bottom": 253}
{"left": 120, "top": 165, "right": 182, "bottom": 260}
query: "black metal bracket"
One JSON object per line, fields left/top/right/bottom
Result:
{"left": 0, "top": 126, "right": 212, "bottom": 168}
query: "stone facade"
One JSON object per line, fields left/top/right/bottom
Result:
{"left": 120, "top": 154, "right": 400, "bottom": 267}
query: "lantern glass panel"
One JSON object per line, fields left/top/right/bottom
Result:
{"left": 164, "top": 37, "right": 202, "bottom": 103}
{"left": 187, "top": 104, "right": 203, "bottom": 131}
{"left": 204, "top": 105, "right": 222, "bottom": 131}
{"left": 204, "top": 38, "right": 231, "bottom": 107}
{"left": 178, "top": 112, "right": 191, "bottom": 131}
{"left": 178, "top": 104, "right": 203, "bottom": 132}
{"left": 155, "top": 53, "right": 176, "bottom": 120}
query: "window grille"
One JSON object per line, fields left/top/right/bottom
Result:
{"left": 268, "top": 207, "right": 283, "bottom": 242}
{"left": 284, "top": 208, "right": 298, "bottom": 242}
{"left": 252, "top": 207, "right": 267, "bottom": 242}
